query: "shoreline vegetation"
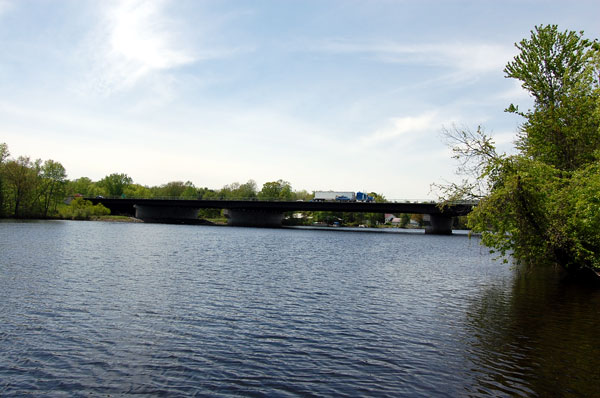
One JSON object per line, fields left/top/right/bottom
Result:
{"left": 436, "top": 25, "right": 600, "bottom": 282}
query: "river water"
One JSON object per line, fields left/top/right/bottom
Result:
{"left": 1, "top": 220, "right": 599, "bottom": 397}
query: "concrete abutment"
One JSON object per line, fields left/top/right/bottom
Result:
{"left": 425, "top": 214, "right": 454, "bottom": 235}
{"left": 134, "top": 205, "right": 200, "bottom": 224}
{"left": 225, "top": 209, "right": 284, "bottom": 228}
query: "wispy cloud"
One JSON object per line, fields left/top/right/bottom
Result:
{"left": 313, "top": 39, "right": 515, "bottom": 78}
{"left": 359, "top": 111, "right": 440, "bottom": 147}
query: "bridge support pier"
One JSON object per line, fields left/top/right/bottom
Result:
{"left": 134, "top": 205, "right": 200, "bottom": 224}
{"left": 425, "top": 214, "right": 454, "bottom": 235}
{"left": 225, "top": 209, "right": 284, "bottom": 228}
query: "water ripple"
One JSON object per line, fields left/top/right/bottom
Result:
{"left": 1, "top": 221, "right": 599, "bottom": 397}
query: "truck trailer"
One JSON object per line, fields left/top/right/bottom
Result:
{"left": 313, "top": 191, "right": 356, "bottom": 202}
{"left": 312, "top": 191, "right": 374, "bottom": 202}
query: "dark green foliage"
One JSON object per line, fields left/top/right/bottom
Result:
{"left": 505, "top": 24, "right": 600, "bottom": 171}
{"left": 218, "top": 180, "right": 258, "bottom": 200}
{"left": 66, "top": 177, "right": 100, "bottom": 197}
{"left": 59, "top": 197, "right": 110, "bottom": 220}
{"left": 98, "top": 173, "right": 132, "bottom": 197}
{"left": 0, "top": 145, "right": 68, "bottom": 218}
{"left": 258, "top": 180, "right": 293, "bottom": 201}
{"left": 150, "top": 181, "right": 199, "bottom": 198}
{"left": 0, "top": 143, "right": 10, "bottom": 217}
{"left": 39, "top": 160, "right": 67, "bottom": 217}
{"left": 442, "top": 25, "right": 600, "bottom": 276}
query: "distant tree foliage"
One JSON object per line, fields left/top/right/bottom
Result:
{"left": 149, "top": 181, "right": 198, "bottom": 198}
{"left": 218, "top": 180, "right": 257, "bottom": 200}
{"left": 39, "top": 160, "right": 67, "bottom": 217}
{"left": 0, "top": 145, "right": 68, "bottom": 218}
{"left": 0, "top": 143, "right": 387, "bottom": 226}
{"left": 67, "top": 177, "right": 99, "bottom": 197}
{"left": 438, "top": 25, "right": 600, "bottom": 277}
{"left": 59, "top": 197, "right": 110, "bottom": 220}
{"left": 0, "top": 144, "right": 7, "bottom": 216}
{"left": 258, "top": 180, "right": 293, "bottom": 201}
{"left": 98, "top": 173, "right": 132, "bottom": 197}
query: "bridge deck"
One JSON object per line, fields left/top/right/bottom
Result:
{"left": 87, "top": 198, "right": 473, "bottom": 217}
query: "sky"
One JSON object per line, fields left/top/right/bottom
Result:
{"left": 1, "top": 0, "right": 599, "bottom": 200}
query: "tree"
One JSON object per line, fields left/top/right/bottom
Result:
{"left": 3, "top": 156, "right": 39, "bottom": 218}
{"left": 400, "top": 213, "right": 411, "bottom": 228}
{"left": 218, "top": 180, "right": 257, "bottom": 199}
{"left": 258, "top": 180, "right": 293, "bottom": 201}
{"left": 368, "top": 192, "right": 387, "bottom": 203}
{"left": 124, "top": 183, "right": 152, "bottom": 198}
{"left": 153, "top": 181, "right": 197, "bottom": 198}
{"left": 505, "top": 24, "right": 600, "bottom": 171}
{"left": 59, "top": 197, "right": 110, "bottom": 220}
{"left": 292, "top": 189, "right": 313, "bottom": 201}
{"left": 39, "top": 160, "right": 67, "bottom": 217}
{"left": 234, "top": 180, "right": 258, "bottom": 199}
{"left": 98, "top": 173, "right": 132, "bottom": 197}
{"left": 439, "top": 25, "right": 600, "bottom": 278}
{"left": 66, "top": 177, "right": 104, "bottom": 197}
{"left": 197, "top": 187, "right": 218, "bottom": 200}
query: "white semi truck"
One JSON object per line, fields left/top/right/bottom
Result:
{"left": 313, "top": 191, "right": 355, "bottom": 202}
{"left": 313, "top": 191, "right": 374, "bottom": 202}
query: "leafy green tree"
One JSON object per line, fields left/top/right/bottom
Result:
{"left": 399, "top": 213, "right": 411, "bottom": 228}
{"left": 505, "top": 24, "right": 600, "bottom": 171}
{"left": 3, "top": 156, "right": 38, "bottom": 218}
{"left": 197, "top": 187, "right": 218, "bottom": 199}
{"left": 152, "top": 181, "right": 197, "bottom": 198}
{"left": 218, "top": 180, "right": 257, "bottom": 199}
{"left": 66, "top": 177, "right": 104, "bottom": 197}
{"left": 59, "top": 197, "right": 110, "bottom": 220}
{"left": 67, "top": 177, "right": 91, "bottom": 196}
{"left": 258, "top": 179, "right": 293, "bottom": 201}
{"left": 0, "top": 143, "right": 8, "bottom": 163}
{"left": 292, "top": 189, "right": 313, "bottom": 201}
{"left": 440, "top": 25, "right": 600, "bottom": 277}
{"left": 124, "top": 183, "right": 152, "bottom": 198}
{"left": 368, "top": 192, "right": 386, "bottom": 203}
{"left": 98, "top": 173, "right": 132, "bottom": 197}
{"left": 234, "top": 180, "right": 258, "bottom": 199}
{"left": 39, "top": 160, "right": 67, "bottom": 217}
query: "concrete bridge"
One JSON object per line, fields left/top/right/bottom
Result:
{"left": 86, "top": 198, "right": 474, "bottom": 235}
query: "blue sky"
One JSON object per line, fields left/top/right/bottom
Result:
{"left": 1, "top": 0, "right": 599, "bottom": 199}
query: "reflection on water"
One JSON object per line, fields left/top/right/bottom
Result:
{"left": 466, "top": 265, "right": 600, "bottom": 397}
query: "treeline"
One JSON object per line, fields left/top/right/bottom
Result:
{"left": 0, "top": 143, "right": 392, "bottom": 225}
{"left": 0, "top": 145, "right": 309, "bottom": 219}
{"left": 0, "top": 144, "right": 68, "bottom": 219}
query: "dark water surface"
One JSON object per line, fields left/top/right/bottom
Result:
{"left": 1, "top": 220, "right": 599, "bottom": 397}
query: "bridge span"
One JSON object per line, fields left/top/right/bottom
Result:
{"left": 86, "top": 198, "right": 474, "bottom": 235}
